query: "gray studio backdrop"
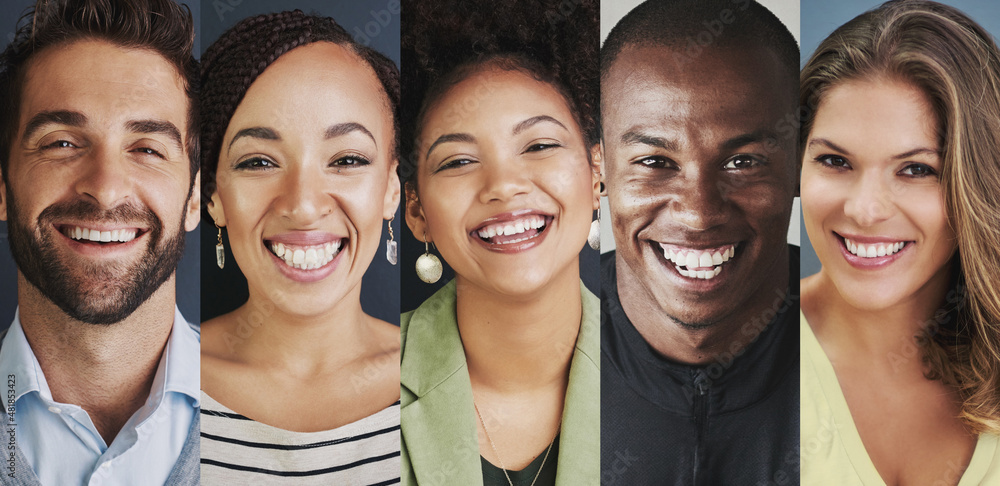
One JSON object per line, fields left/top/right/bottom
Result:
{"left": 799, "top": 0, "right": 1000, "bottom": 277}
{"left": 0, "top": 0, "right": 202, "bottom": 330}
{"left": 199, "top": 0, "right": 401, "bottom": 324}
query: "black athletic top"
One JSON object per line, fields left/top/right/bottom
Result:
{"left": 600, "top": 246, "right": 800, "bottom": 486}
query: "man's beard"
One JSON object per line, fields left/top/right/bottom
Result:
{"left": 6, "top": 190, "right": 187, "bottom": 325}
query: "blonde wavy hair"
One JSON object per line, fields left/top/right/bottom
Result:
{"left": 801, "top": 0, "right": 1000, "bottom": 434}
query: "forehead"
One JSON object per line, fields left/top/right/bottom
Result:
{"left": 811, "top": 78, "right": 939, "bottom": 152}
{"left": 18, "top": 38, "right": 189, "bottom": 136}
{"left": 228, "top": 42, "right": 392, "bottom": 144}
{"left": 602, "top": 44, "right": 795, "bottom": 138}
{"left": 421, "top": 66, "right": 576, "bottom": 137}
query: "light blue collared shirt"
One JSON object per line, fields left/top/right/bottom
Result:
{"left": 0, "top": 307, "right": 199, "bottom": 486}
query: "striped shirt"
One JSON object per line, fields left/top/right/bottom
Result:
{"left": 200, "top": 392, "right": 401, "bottom": 485}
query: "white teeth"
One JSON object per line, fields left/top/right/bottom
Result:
{"left": 674, "top": 264, "right": 723, "bottom": 280}
{"left": 663, "top": 243, "right": 737, "bottom": 280}
{"left": 685, "top": 253, "right": 699, "bottom": 268}
{"left": 843, "top": 237, "right": 906, "bottom": 259}
{"left": 476, "top": 216, "right": 548, "bottom": 243}
{"left": 63, "top": 225, "right": 137, "bottom": 243}
{"left": 268, "top": 240, "right": 342, "bottom": 271}
{"left": 699, "top": 252, "right": 714, "bottom": 268}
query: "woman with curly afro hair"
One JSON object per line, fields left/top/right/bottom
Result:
{"left": 399, "top": 0, "right": 600, "bottom": 484}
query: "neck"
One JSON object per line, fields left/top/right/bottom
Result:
{"left": 15, "top": 272, "right": 176, "bottom": 445}
{"left": 456, "top": 267, "right": 582, "bottom": 394}
{"left": 806, "top": 266, "right": 953, "bottom": 374}
{"left": 230, "top": 283, "right": 380, "bottom": 378}
{"left": 620, "top": 246, "right": 792, "bottom": 366}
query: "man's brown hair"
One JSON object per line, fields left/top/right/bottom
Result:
{"left": 0, "top": 0, "right": 198, "bottom": 184}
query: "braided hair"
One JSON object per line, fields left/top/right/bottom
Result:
{"left": 200, "top": 9, "right": 400, "bottom": 196}
{"left": 400, "top": 0, "right": 599, "bottom": 182}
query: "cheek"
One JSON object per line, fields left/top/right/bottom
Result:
{"left": 218, "top": 184, "right": 267, "bottom": 245}
{"left": 904, "top": 187, "right": 955, "bottom": 253}
{"left": 418, "top": 179, "right": 470, "bottom": 235}
{"left": 800, "top": 167, "right": 842, "bottom": 231}
{"left": 733, "top": 182, "right": 793, "bottom": 231}
{"left": 542, "top": 158, "right": 593, "bottom": 207}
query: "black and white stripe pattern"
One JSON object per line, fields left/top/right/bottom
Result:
{"left": 200, "top": 392, "right": 400, "bottom": 485}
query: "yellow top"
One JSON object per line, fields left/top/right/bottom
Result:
{"left": 800, "top": 311, "right": 1000, "bottom": 485}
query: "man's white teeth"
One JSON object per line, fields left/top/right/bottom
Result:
{"left": 662, "top": 244, "right": 737, "bottom": 280}
{"left": 269, "top": 241, "right": 342, "bottom": 270}
{"left": 677, "top": 266, "right": 723, "bottom": 279}
{"left": 844, "top": 238, "right": 905, "bottom": 258}
{"left": 476, "top": 216, "right": 546, "bottom": 241}
{"left": 64, "top": 226, "right": 137, "bottom": 243}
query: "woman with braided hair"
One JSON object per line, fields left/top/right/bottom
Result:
{"left": 198, "top": 9, "right": 402, "bottom": 484}
{"left": 399, "top": 0, "right": 600, "bottom": 484}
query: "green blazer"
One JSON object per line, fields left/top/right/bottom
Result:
{"left": 400, "top": 280, "right": 600, "bottom": 485}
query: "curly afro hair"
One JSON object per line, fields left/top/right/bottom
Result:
{"left": 400, "top": 0, "right": 599, "bottom": 182}
{"left": 200, "top": 9, "right": 400, "bottom": 196}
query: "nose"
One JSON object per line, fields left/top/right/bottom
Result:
{"left": 478, "top": 158, "right": 532, "bottom": 204}
{"left": 73, "top": 146, "right": 132, "bottom": 208}
{"left": 843, "top": 172, "right": 893, "bottom": 227}
{"left": 276, "top": 164, "right": 334, "bottom": 224}
{"left": 669, "top": 168, "right": 728, "bottom": 230}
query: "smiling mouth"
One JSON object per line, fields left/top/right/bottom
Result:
{"left": 473, "top": 215, "right": 552, "bottom": 246}
{"left": 60, "top": 225, "right": 141, "bottom": 244}
{"left": 266, "top": 240, "right": 344, "bottom": 270}
{"left": 660, "top": 243, "right": 738, "bottom": 280}
{"left": 841, "top": 236, "right": 908, "bottom": 258}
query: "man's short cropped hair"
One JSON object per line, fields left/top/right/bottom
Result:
{"left": 600, "top": 0, "right": 799, "bottom": 86}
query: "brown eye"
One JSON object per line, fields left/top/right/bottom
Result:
{"left": 332, "top": 155, "right": 371, "bottom": 167}
{"left": 235, "top": 157, "right": 277, "bottom": 170}
{"left": 899, "top": 163, "right": 936, "bottom": 177}
{"left": 815, "top": 154, "right": 850, "bottom": 169}
{"left": 723, "top": 155, "right": 763, "bottom": 169}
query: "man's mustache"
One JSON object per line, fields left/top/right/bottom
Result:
{"left": 36, "top": 199, "right": 161, "bottom": 231}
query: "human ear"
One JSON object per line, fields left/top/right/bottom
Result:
{"left": 205, "top": 176, "right": 227, "bottom": 229}
{"left": 590, "top": 143, "right": 603, "bottom": 210}
{"left": 383, "top": 159, "right": 402, "bottom": 220}
{"left": 184, "top": 171, "right": 202, "bottom": 232}
{"left": 404, "top": 181, "right": 430, "bottom": 243}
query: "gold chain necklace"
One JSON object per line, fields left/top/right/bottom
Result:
{"left": 474, "top": 401, "right": 556, "bottom": 486}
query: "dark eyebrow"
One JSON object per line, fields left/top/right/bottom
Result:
{"left": 125, "top": 119, "right": 183, "bottom": 151}
{"left": 512, "top": 115, "right": 568, "bottom": 135}
{"left": 620, "top": 129, "right": 679, "bottom": 152}
{"left": 892, "top": 147, "right": 939, "bottom": 160}
{"left": 807, "top": 138, "right": 853, "bottom": 156}
{"left": 325, "top": 122, "right": 377, "bottom": 146}
{"left": 22, "top": 110, "right": 87, "bottom": 142}
{"left": 720, "top": 130, "right": 778, "bottom": 152}
{"left": 425, "top": 133, "right": 476, "bottom": 159}
{"left": 228, "top": 127, "right": 281, "bottom": 152}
